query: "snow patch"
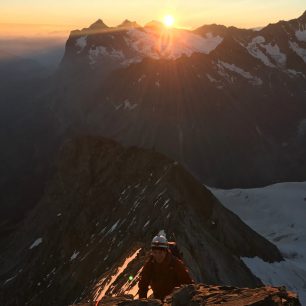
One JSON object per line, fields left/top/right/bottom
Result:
{"left": 138, "top": 74, "right": 146, "bottom": 83}
{"left": 125, "top": 28, "right": 223, "bottom": 60}
{"left": 99, "top": 226, "right": 107, "bottom": 235}
{"left": 106, "top": 220, "right": 120, "bottom": 235}
{"left": 262, "top": 43, "right": 286, "bottom": 66}
{"left": 29, "top": 238, "right": 43, "bottom": 249}
{"left": 163, "top": 199, "right": 170, "bottom": 208}
{"left": 84, "top": 28, "right": 222, "bottom": 67}
{"left": 287, "top": 69, "right": 305, "bottom": 78}
{"left": 154, "top": 176, "right": 163, "bottom": 185}
{"left": 210, "top": 182, "right": 306, "bottom": 306}
{"left": 216, "top": 64, "right": 232, "bottom": 82}
{"left": 218, "top": 61, "right": 263, "bottom": 85}
{"left": 46, "top": 268, "right": 56, "bottom": 278}
{"left": 123, "top": 99, "right": 137, "bottom": 110}
{"left": 115, "top": 99, "right": 138, "bottom": 111}
{"left": 88, "top": 46, "right": 125, "bottom": 65}
{"left": 3, "top": 275, "right": 17, "bottom": 285}
{"left": 289, "top": 41, "right": 306, "bottom": 63}
{"left": 206, "top": 73, "right": 217, "bottom": 83}
{"left": 296, "top": 30, "right": 306, "bottom": 42}
{"left": 241, "top": 257, "right": 306, "bottom": 306}
{"left": 75, "top": 36, "right": 87, "bottom": 53}
{"left": 70, "top": 250, "right": 80, "bottom": 261}
{"left": 246, "top": 36, "right": 275, "bottom": 67}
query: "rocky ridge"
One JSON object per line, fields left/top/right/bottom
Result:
{"left": 71, "top": 284, "right": 301, "bottom": 306}
{"left": 0, "top": 137, "right": 282, "bottom": 306}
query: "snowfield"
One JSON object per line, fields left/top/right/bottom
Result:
{"left": 125, "top": 28, "right": 223, "bottom": 60}
{"left": 209, "top": 182, "right": 306, "bottom": 305}
{"left": 79, "top": 27, "right": 224, "bottom": 66}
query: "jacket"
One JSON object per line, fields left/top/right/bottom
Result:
{"left": 138, "top": 252, "right": 193, "bottom": 300}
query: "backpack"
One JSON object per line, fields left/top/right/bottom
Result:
{"left": 168, "top": 241, "right": 183, "bottom": 260}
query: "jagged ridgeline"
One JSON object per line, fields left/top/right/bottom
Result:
{"left": 57, "top": 10, "right": 306, "bottom": 189}
{"left": 2, "top": 11, "right": 306, "bottom": 230}
{"left": 0, "top": 137, "right": 282, "bottom": 306}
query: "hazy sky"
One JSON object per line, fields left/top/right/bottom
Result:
{"left": 1, "top": 0, "right": 305, "bottom": 36}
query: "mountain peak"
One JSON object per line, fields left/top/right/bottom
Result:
{"left": 144, "top": 20, "right": 164, "bottom": 29}
{"left": 298, "top": 10, "right": 306, "bottom": 22}
{"left": 118, "top": 19, "right": 140, "bottom": 28}
{"left": 194, "top": 24, "right": 228, "bottom": 37}
{"left": 89, "top": 19, "right": 108, "bottom": 30}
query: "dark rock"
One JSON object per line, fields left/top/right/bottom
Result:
{"left": 89, "top": 19, "right": 109, "bottom": 30}
{"left": 118, "top": 299, "right": 162, "bottom": 306}
{"left": 0, "top": 137, "right": 283, "bottom": 306}
{"left": 165, "top": 284, "right": 196, "bottom": 306}
{"left": 70, "top": 284, "right": 301, "bottom": 306}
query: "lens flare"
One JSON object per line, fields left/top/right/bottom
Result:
{"left": 163, "top": 15, "right": 175, "bottom": 27}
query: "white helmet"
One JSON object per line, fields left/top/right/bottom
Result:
{"left": 151, "top": 235, "right": 169, "bottom": 249}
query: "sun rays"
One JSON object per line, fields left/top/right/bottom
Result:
{"left": 163, "top": 15, "right": 175, "bottom": 28}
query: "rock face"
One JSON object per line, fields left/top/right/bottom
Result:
{"left": 0, "top": 137, "right": 283, "bottom": 306}
{"left": 70, "top": 284, "right": 301, "bottom": 306}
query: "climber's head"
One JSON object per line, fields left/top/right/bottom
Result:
{"left": 151, "top": 235, "right": 169, "bottom": 263}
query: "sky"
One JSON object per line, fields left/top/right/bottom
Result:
{"left": 0, "top": 0, "right": 305, "bottom": 37}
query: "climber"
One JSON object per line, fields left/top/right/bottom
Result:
{"left": 138, "top": 235, "right": 193, "bottom": 301}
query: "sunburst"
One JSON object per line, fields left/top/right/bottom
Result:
{"left": 163, "top": 15, "right": 175, "bottom": 28}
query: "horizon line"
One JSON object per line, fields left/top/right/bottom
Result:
{"left": 0, "top": 9, "right": 305, "bottom": 38}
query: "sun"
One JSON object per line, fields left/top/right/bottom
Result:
{"left": 163, "top": 15, "right": 175, "bottom": 28}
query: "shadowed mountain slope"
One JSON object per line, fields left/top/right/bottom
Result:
{"left": 0, "top": 137, "right": 282, "bottom": 306}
